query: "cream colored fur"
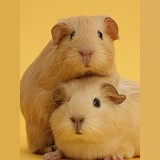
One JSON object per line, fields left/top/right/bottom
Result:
{"left": 20, "top": 16, "right": 120, "bottom": 153}
{"left": 47, "top": 76, "right": 140, "bottom": 160}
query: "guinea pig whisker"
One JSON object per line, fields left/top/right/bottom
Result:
{"left": 58, "top": 62, "right": 78, "bottom": 79}
{"left": 42, "top": 51, "right": 75, "bottom": 69}
{"left": 85, "top": 128, "right": 105, "bottom": 140}
{"left": 41, "top": 53, "right": 81, "bottom": 78}
{"left": 53, "top": 129, "right": 68, "bottom": 139}
{"left": 95, "top": 63, "right": 107, "bottom": 76}
{"left": 51, "top": 50, "right": 79, "bottom": 64}
{"left": 52, "top": 123, "right": 71, "bottom": 136}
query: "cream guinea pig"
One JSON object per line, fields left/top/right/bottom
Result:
{"left": 20, "top": 16, "right": 120, "bottom": 154}
{"left": 43, "top": 76, "right": 140, "bottom": 160}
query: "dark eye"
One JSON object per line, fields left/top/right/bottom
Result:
{"left": 70, "top": 31, "right": 75, "bottom": 40}
{"left": 98, "top": 30, "right": 103, "bottom": 40}
{"left": 93, "top": 98, "right": 101, "bottom": 108}
{"left": 68, "top": 98, "right": 71, "bottom": 102}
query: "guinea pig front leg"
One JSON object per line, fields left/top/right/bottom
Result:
{"left": 36, "top": 145, "right": 58, "bottom": 154}
{"left": 104, "top": 155, "right": 123, "bottom": 160}
{"left": 43, "top": 149, "right": 62, "bottom": 160}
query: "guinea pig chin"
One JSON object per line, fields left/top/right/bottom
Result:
{"left": 73, "top": 70, "right": 94, "bottom": 79}
{"left": 83, "top": 70, "right": 95, "bottom": 77}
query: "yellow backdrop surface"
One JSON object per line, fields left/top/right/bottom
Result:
{"left": 20, "top": 0, "right": 140, "bottom": 160}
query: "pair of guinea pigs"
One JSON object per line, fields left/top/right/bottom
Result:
{"left": 20, "top": 16, "right": 140, "bottom": 160}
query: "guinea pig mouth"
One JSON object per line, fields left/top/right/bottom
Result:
{"left": 84, "top": 65, "right": 91, "bottom": 68}
{"left": 75, "top": 131, "right": 83, "bottom": 135}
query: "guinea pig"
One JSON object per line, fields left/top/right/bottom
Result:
{"left": 43, "top": 76, "right": 140, "bottom": 160}
{"left": 20, "top": 15, "right": 120, "bottom": 154}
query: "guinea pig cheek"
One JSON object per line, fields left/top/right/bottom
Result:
{"left": 62, "top": 45, "right": 85, "bottom": 70}
{"left": 91, "top": 47, "right": 114, "bottom": 71}
{"left": 50, "top": 107, "right": 74, "bottom": 141}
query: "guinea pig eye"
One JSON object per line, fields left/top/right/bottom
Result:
{"left": 68, "top": 98, "right": 71, "bottom": 102}
{"left": 70, "top": 31, "right": 75, "bottom": 40}
{"left": 93, "top": 98, "right": 101, "bottom": 108}
{"left": 97, "top": 30, "right": 103, "bottom": 40}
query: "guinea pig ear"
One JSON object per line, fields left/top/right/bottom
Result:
{"left": 101, "top": 83, "right": 126, "bottom": 104}
{"left": 53, "top": 84, "right": 68, "bottom": 106}
{"left": 104, "top": 17, "right": 119, "bottom": 41}
{"left": 51, "top": 22, "right": 71, "bottom": 45}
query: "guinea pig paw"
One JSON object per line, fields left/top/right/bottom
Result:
{"left": 104, "top": 155, "right": 123, "bottom": 160}
{"left": 43, "top": 150, "right": 61, "bottom": 160}
{"left": 44, "top": 145, "right": 58, "bottom": 153}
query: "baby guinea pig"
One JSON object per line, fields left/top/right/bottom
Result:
{"left": 20, "top": 16, "right": 120, "bottom": 154}
{"left": 43, "top": 76, "right": 140, "bottom": 160}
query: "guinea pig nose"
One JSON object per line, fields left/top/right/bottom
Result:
{"left": 71, "top": 117, "right": 84, "bottom": 124}
{"left": 79, "top": 49, "right": 93, "bottom": 58}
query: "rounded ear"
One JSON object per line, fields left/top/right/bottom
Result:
{"left": 101, "top": 83, "right": 126, "bottom": 104}
{"left": 104, "top": 17, "right": 119, "bottom": 41}
{"left": 51, "top": 22, "right": 71, "bottom": 45}
{"left": 53, "top": 84, "right": 68, "bottom": 106}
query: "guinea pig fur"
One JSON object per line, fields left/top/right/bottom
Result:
{"left": 43, "top": 77, "right": 140, "bottom": 160}
{"left": 20, "top": 16, "right": 120, "bottom": 154}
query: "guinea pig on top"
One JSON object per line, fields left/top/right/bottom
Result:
{"left": 20, "top": 16, "right": 120, "bottom": 154}
{"left": 43, "top": 76, "right": 140, "bottom": 160}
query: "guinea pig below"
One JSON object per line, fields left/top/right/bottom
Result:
{"left": 43, "top": 77, "right": 140, "bottom": 160}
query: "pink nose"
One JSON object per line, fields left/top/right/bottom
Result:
{"left": 79, "top": 49, "right": 93, "bottom": 66}
{"left": 71, "top": 117, "right": 84, "bottom": 124}
{"left": 71, "top": 117, "right": 84, "bottom": 134}
{"left": 79, "top": 50, "right": 93, "bottom": 58}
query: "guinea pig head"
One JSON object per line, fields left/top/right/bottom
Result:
{"left": 51, "top": 80, "right": 126, "bottom": 146}
{"left": 51, "top": 16, "right": 119, "bottom": 78}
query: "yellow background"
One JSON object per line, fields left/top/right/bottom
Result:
{"left": 20, "top": 0, "right": 140, "bottom": 160}
{"left": 2, "top": 0, "right": 160, "bottom": 160}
